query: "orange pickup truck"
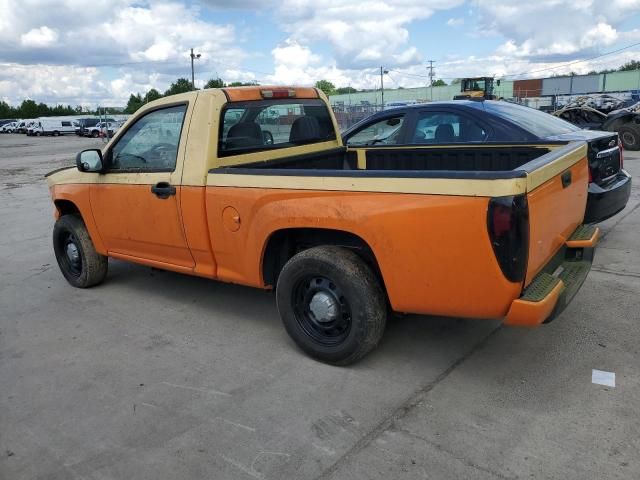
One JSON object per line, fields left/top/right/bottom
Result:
{"left": 46, "top": 86, "right": 600, "bottom": 364}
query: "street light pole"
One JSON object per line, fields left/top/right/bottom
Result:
{"left": 190, "top": 48, "right": 201, "bottom": 91}
{"left": 380, "top": 66, "right": 389, "bottom": 110}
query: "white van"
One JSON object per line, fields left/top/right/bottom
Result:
{"left": 39, "top": 118, "right": 79, "bottom": 136}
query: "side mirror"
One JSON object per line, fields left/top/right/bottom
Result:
{"left": 76, "top": 149, "right": 103, "bottom": 172}
{"left": 496, "top": 79, "right": 501, "bottom": 86}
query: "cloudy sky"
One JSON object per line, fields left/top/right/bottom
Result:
{"left": 1, "top": 0, "right": 639, "bottom": 106}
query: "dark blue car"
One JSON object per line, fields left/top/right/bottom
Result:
{"left": 342, "top": 100, "right": 631, "bottom": 224}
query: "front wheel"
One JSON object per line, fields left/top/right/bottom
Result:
{"left": 619, "top": 125, "right": 640, "bottom": 151}
{"left": 53, "top": 215, "right": 108, "bottom": 288}
{"left": 276, "top": 246, "right": 387, "bottom": 365}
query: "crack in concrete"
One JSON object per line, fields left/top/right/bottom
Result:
{"left": 313, "top": 325, "right": 503, "bottom": 480}
{"left": 396, "top": 428, "right": 518, "bottom": 480}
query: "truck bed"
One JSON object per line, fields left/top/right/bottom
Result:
{"left": 218, "top": 144, "right": 557, "bottom": 174}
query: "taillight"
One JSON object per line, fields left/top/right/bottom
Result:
{"left": 261, "top": 89, "right": 296, "bottom": 99}
{"left": 487, "top": 195, "right": 529, "bottom": 283}
{"left": 619, "top": 138, "right": 624, "bottom": 168}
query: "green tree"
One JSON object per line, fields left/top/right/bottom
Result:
{"left": 204, "top": 78, "right": 225, "bottom": 88}
{"left": 432, "top": 79, "right": 447, "bottom": 86}
{"left": 335, "top": 86, "right": 358, "bottom": 94}
{"left": 124, "top": 93, "right": 143, "bottom": 114}
{"left": 450, "top": 78, "right": 461, "bottom": 85}
{"left": 315, "top": 80, "right": 336, "bottom": 96}
{"left": 227, "top": 81, "right": 259, "bottom": 87}
{"left": 165, "top": 78, "right": 194, "bottom": 96}
{"left": 144, "top": 88, "right": 162, "bottom": 103}
{"left": 619, "top": 60, "right": 640, "bottom": 72}
{"left": 0, "top": 100, "right": 15, "bottom": 118}
{"left": 18, "top": 99, "right": 39, "bottom": 118}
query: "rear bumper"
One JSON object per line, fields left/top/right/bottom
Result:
{"left": 584, "top": 170, "right": 631, "bottom": 224}
{"left": 504, "top": 225, "right": 599, "bottom": 327}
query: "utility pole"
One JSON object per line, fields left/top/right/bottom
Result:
{"left": 190, "top": 48, "right": 201, "bottom": 91}
{"left": 380, "top": 66, "right": 388, "bottom": 110}
{"left": 427, "top": 60, "right": 435, "bottom": 101}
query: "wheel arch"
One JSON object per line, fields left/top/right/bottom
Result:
{"left": 52, "top": 191, "right": 107, "bottom": 255}
{"left": 261, "top": 227, "right": 387, "bottom": 295}
{"left": 54, "top": 199, "right": 81, "bottom": 218}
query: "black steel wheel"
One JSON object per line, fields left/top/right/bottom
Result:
{"left": 53, "top": 215, "right": 108, "bottom": 288}
{"left": 276, "top": 246, "right": 387, "bottom": 365}
{"left": 293, "top": 275, "right": 352, "bottom": 346}
{"left": 619, "top": 125, "right": 640, "bottom": 151}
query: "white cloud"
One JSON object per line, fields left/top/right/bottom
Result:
{"left": 476, "top": 0, "right": 640, "bottom": 59}
{"left": 0, "top": 1, "right": 248, "bottom": 105}
{"left": 274, "top": 0, "right": 465, "bottom": 69}
{"left": 20, "top": 26, "right": 58, "bottom": 48}
{"left": 446, "top": 18, "right": 464, "bottom": 27}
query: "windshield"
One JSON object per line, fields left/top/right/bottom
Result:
{"left": 483, "top": 101, "right": 580, "bottom": 138}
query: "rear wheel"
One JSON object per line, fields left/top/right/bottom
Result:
{"left": 53, "top": 215, "right": 108, "bottom": 288}
{"left": 619, "top": 125, "right": 640, "bottom": 151}
{"left": 53, "top": 130, "right": 60, "bottom": 137}
{"left": 91, "top": 130, "right": 99, "bottom": 138}
{"left": 276, "top": 246, "right": 387, "bottom": 365}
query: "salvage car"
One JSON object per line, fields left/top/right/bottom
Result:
{"left": 47, "top": 87, "right": 600, "bottom": 365}
{"left": 552, "top": 95, "right": 640, "bottom": 151}
{"left": 343, "top": 100, "right": 631, "bottom": 224}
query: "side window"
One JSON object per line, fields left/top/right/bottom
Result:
{"left": 346, "top": 116, "right": 404, "bottom": 146}
{"left": 61, "top": 121, "right": 71, "bottom": 127}
{"left": 109, "top": 105, "right": 187, "bottom": 171}
{"left": 413, "top": 112, "right": 488, "bottom": 144}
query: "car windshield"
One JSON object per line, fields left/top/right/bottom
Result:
{"left": 482, "top": 101, "right": 580, "bottom": 138}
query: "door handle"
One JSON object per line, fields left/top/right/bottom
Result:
{"left": 561, "top": 171, "right": 572, "bottom": 188}
{"left": 151, "top": 182, "right": 176, "bottom": 199}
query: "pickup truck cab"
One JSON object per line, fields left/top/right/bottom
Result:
{"left": 47, "top": 87, "right": 600, "bottom": 365}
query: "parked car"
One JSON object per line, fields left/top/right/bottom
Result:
{"left": 552, "top": 95, "right": 640, "bottom": 151}
{"left": 37, "top": 118, "right": 79, "bottom": 136}
{"left": 15, "top": 120, "right": 34, "bottom": 133}
{"left": 0, "top": 121, "right": 18, "bottom": 133}
{"left": 0, "top": 118, "right": 17, "bottom": 128}
{"left": 77, "top": 118, "right": 114, "bottom": 136}
{"left": 26, "top": 121, "right": 42, "bottom": 136}
{"left": 342, "top": 100, "right": 631, "bottom": 224}
{"left": 47, "top": 87, "right": 600, "bottom": 365}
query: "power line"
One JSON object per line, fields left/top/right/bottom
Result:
{"left": 502, "top": 41, "right": 640, "bottom": 78}
{"left": 386, "top": 41, "right": 640, "bottom": 82}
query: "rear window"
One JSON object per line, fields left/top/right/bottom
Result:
{"left": 482, "top": 101, "right": 580, "bottom": 138}
{"left": 218, "top": 99, "right": 336, "bottom": 156}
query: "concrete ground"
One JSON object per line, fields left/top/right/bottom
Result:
{"left": 0, "top": 133, "right": 638, "bottom": 480}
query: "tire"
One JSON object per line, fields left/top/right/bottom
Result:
{"left": 53, "top": 215, "right": 108, "bottom": 288}
{"left": 619, "top": 125, "right": 640, "bottom": 151}
{"left": 53, "top": 131, "right": 60, "bottom": 137}
{"left": 276, "top": 246, "right": 387, "bottom": 365}
{"left": 91, "top": 130, "right": 99, "bottom": 138}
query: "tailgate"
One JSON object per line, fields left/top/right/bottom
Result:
{"left": 524, "top": 142, "right": 589, "bottom": 286}
{"left": 589, "top": 134, "right": 621, "bottom": 184}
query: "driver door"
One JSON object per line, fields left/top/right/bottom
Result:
{"left": 89, "top": 103, "right": 195, "bottom": 269}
